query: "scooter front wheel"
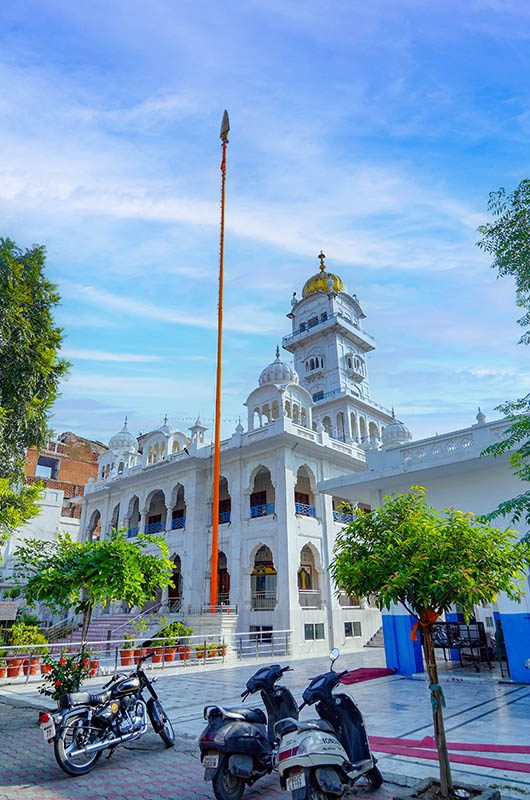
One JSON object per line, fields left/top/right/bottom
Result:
{"left": 366, "top": 765, "right": 383, "bottom": 790}
{"left": 212, "top": 757, "right": 245, "bottom": 800}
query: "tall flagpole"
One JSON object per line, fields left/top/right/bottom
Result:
{"left": 210, "top": 110, "right": 230, "bottom": 610}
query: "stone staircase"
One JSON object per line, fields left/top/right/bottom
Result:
{"left": 365, "top": 626, "right": 384, "bottom": 648}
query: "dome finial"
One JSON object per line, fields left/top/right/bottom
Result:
{"left": 318, "top": 250, "right": 326, "bottom": 272}
{"left": 275, "top": 345, "right": 280, "bottom": 360}
{"left": 163, "top": 413, "right": 168, "bottom": 425}
{"left": 123, "top": 415, "right": 128, "bottom": 429}
{"left": 391, "top": 407, "right": 395, "bottom": 419}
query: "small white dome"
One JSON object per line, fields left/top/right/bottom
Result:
{"left": 381, "top": 412, "right": 411, "bottom": 448}
{"left": 259, "top": 346, "right": 298, "bottom": 387}
{"left": 109, "top": 417, "right": 137, "bottom": 453}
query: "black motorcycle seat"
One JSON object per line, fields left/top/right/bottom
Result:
{"left": 62, "top": 690, "right": 112, "bottom": 707}
{"left": 276, "top": 718, "right": 335, "bottom": 736}
{"left": 230, "top": 706, "right": 267, "bottom": 724}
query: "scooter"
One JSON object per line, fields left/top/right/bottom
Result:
{"left": 276, "top": 649, "right": 382, "bottom": 799}
{"left": 199, "top": 663, "right": 299, "bottom": 800}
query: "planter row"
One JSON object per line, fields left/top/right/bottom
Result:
{"left": 0, "top": 656, "right": 100, "bottom": 679}
{"left": 119, "top": 645, "right": 228, "bottom": 666}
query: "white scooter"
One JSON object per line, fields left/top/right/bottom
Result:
{"left": 276, "top": 649, "right": 382, "bottom": 799}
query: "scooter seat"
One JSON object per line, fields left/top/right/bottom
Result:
{"left": 230, "top": 706, "right": 267, "bottom": 724}
{"left": 296, "top": 720, "right": 335, "bottom": 734}
{"left": 276, "top": 718, "right": 335, "bottom": 736}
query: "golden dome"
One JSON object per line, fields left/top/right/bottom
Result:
{"left": 302, "top": 251, "right": 344, "bottom": 298}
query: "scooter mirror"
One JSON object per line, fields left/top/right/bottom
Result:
{"left": 329, "top": 648, "right": 340, "bottom": 664}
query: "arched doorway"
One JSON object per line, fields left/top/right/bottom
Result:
{"left": 297, "top": 544, "right": 321, "bottom": 608}
{"left": 218, "top": 551, "right": 230, "bottom": 605}
{"left": 168, "top": 554, "right": 182, "bottom": 612}
{"left": 87, "top": 510, "right": 101, "bottom": 542}
{"left": 251, "top": 545, "right": 277, "bottom": 610}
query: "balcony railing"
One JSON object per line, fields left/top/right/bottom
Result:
{"left": 217, "top": 592, "right": 230, "bottom": 605}
{"left": 298, "top": 589, "right": 322, "bottom": 608}
{"left": 171, "top": 517, "right": 186, "bottom": 531}
{"left": 251, "top": 592, "right": 277, "bottom": 610}
{"left": 127, "top": 527, "right": 139, "bottom": 538}
{"left": 295, "top": 502, "right": 316, "bottom": 518}
{"left": 145, "top": 521, "right": 165, "bottom": 534}
{"left": 250, "top": 503, "right": 275, "bottom": 518}
{"left": 333, "top": 510, "right": 354, "bottom": 523}
{"left": 219, "top": 511, "right": 231, "bottom": 524}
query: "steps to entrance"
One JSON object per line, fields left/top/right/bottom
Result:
{"left": 365, "top": 626, "right": 384, "bottom": 648}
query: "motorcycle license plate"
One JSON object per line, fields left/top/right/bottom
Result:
{"left": 40, "top": 717, "right": 56, "bottom": 741}
{"left": 286, "top": 772, "right": 306, "bottom": 791}
{"left": 203, "top": 754, "right": 219, "bottom": 769}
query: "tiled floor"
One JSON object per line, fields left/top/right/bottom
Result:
{"left": 1, "top": 648, "right": 529, "bottom": 799}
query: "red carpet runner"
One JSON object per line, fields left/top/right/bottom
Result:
{"left": 340, "top": 667, "right": 395, "bottom": 684}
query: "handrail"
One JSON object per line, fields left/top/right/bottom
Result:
{"left": 110, "top": 601, "right": 165, "bottom": 636}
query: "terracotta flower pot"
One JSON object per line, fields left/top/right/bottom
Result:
{"left": 89, "top": 659, "right": 99, "bottom": 677}
{"left": 217, "top": 646, "right": 228, "bottom": 657}
{"left": 23, "top": 656, "right": 41, "bottom": 676}
{"left": 179, "top": 646, "right": 192, "bottom": 661}
{"left": 120, "top": 648, "right": 134, "bottom": 666}
{"left": 152, "top": 647, "right": 163, "bottom": 664}
{"left": 133, "top": 648, "right": 142, "bottom": 664}
{"left": 207, "top": 650, "right": 216, "bottom": 658}
{"left": 164, "top": 647, "right": 177, "bottom": 663}
{"left": 0, "top": 666, "right": 7, "bottom": 679}
{"left": 195, "top": 649, "right": 205, "bottom": 660}
{"left": 41, "top": 663, "right": 53, "bottom": 675}
{"left": 6, "top": 657, "right": 23, "bottom": 678}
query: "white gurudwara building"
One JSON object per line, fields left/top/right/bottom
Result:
{"left": 78, "top": 253, "right": 399, "bottom": 655}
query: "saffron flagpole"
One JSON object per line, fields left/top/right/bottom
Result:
{"left": 209, "top": 110, "right": 230, "bottom": 610}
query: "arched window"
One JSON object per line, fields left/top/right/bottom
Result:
{"left": 87, "top": 510, "right": 101, "bottom": 542}
{"left": 219, "top": 476, "right": 231, "bottom": 524}
{"left": 294, "top": 465, "right": 316, "bottom": 517}
{"left": 172, "top": 439, "right": 180, "bottom": 453}
{"left": 285, "top": 400, "right": 291, "bottom": 418}
{"left": 170, "top": 484, "right": 186, "bottom": 530}
{"left": 347, "top": 356, "right": 352, "bottom": 369}
{"left": 126, "top": 496, "right": 140, "bottom": 538}
{"left": 251, "top": 545, "right": 277, "bottom": 609}
{"left": 322, "top": 416, "right": 332, "bottom": 435}
{"left": 145, "top": 490, "right": 167, "bottom": 534}
{"left": 293, "top": 403, "right": 300, "bottom": 424}
{"left": 271, "top": 400, "right": 279, "bottom": 420}
{"left": 250, "top": 467, "right": 275, "bottom": 517}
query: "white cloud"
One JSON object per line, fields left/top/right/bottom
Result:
{"left": 62, "top": 347, "right": 161, "bottom": 363}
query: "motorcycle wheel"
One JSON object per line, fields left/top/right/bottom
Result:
{"left": 212, "top": 757, "right": 245, "bottom": 800}
{"left": 152, "top": 700, "right": 175, "bottom": 748}
{"left": 54, "top": 711, "right": 103, "bottom": 776}
{"left": 366, "top": 765, "right": 383, "bottom": 790}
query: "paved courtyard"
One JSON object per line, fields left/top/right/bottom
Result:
{"left": 1, "top": 649, "right": 529, "bottom": 799}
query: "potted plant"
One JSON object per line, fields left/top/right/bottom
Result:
{"left": 8, "top": 623, "right": 48, "bottom": 676}
{"left": 217, "top": 643, "right": 228, "bottom": 658}
{"left": 39, "top": 651, "right": 92, "bottom": 701}
{"left": 158, "top": 624, "right": 179, "bottom": 662}
{"left": 119, "top": 632, "right": 135, "bottom": 666}
{"left": 84, "top": 648, "right": 100, "bottom": 677}
{"left": 206, "top": 643, "right": 218, "bottom": 658}
{"left": 0, "top": 657, "right": 6, "bottom": 679}
{"left": 131, "top": 616, "right": 150, "bottom": 663}
{"left": 175, "top": 623, "right": 194, "bottom": 660}
{"left": 195, "top": 644, "right": 206, "bottom": 661}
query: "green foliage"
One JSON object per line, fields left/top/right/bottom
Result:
{"left": 157, "top": 621, "right": 194, "bottom": 646}
{"left": 13, "top": 530, "right": 175, "bottom": 642}
{"left": 0, "top": 238, "right": 70, "bottom": 547}
{"left": 477, "top": 181, "right": 530, "bottom": 529}
{"left": 8, "top": 622, "right": 48, "bottom": 653}
{"left": 331, "top": 487, "right": 530, "bottom": 621}
{"left": 39, "top": 652, "right": 91, "bottom": 700}
{"left": 16, "top": 608, "right": 41, "bottom": 626}
{"left": 477, "top": 180, "right": 530, "bottom": 344}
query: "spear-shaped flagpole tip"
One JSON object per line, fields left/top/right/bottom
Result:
{"left": 220, "top": 110, "right": 230, "bottom": 142}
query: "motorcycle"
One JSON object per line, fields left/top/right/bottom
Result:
{"left": 277, "top": 648, "right": 382, "bottom": 799}
{"left": 38, "top": 652, "right": 174, "bottom": 776}
{"left": 199, "top": 663, "right": 299, "bottom": 800}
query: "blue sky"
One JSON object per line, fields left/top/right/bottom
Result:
{"left": 1, "top": 0, "right": 530, "bottom": 444}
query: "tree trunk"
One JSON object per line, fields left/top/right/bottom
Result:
{"left": 422, "top": 627, "right": 453, "bottom": 797}
{"left": 80, "top": 602, "right": 93, "bottom": 651}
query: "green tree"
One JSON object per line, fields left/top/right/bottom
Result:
{"left": 0, "top": 238, "right": 70, "bottom": 547}
{"left": 331, "top": 488, "right": 529, "bottom": 798}
{"left": 14, "top": 531, "right": 175, "bottom": 646}
{"left": 477, "top": 182, "right": 530, "bottom": 530}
